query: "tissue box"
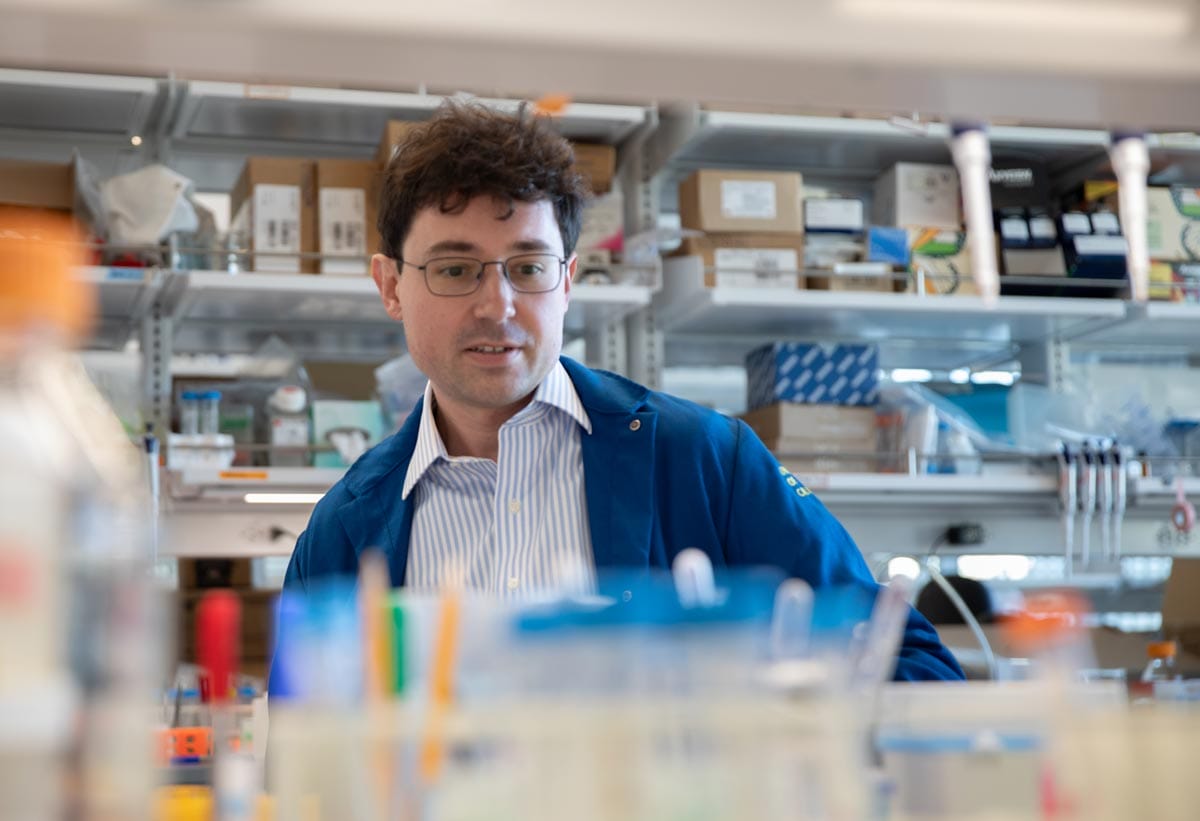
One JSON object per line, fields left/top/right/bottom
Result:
{"left": 311, "top": 400, "right": 387, "bottom": 468}
{"left": 746, "top": 343, "right": 879, "bottom": 409}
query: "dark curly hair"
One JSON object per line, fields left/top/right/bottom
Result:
{"left": 377, "top": 101, "right": 590, "bottom": 260}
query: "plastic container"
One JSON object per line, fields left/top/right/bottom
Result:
{"left": 0, "top": 208, "right": 161, "bottom": 819}
{"left": 199, "top": 390, "right": 222, "bottom": 436}
{"left": 180, "top": 390, "right": 201, "bottom": 435}
{"left": 267, "top": 385, "right": 310, "bottom": 467}
{"left": 1140, "top": 640, "right": 1180, "bottom": 684}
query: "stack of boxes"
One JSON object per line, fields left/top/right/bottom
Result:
{"left": 872, "top": 162, "right": 972, "bottom": 296}
{"left": 229, "top": 121, "right": 620, "bottom": 279}
{"left": 741, "top": 342, "right": 880, "bottom": 473}
{"left": 675, "top": 169, "right": 806, "bottom": 289}
{"left": 572, "top": 142, "right": 625, "bottom": 283}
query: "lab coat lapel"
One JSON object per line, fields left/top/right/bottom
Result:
{"left": 335, "top": 398, "right": 422, "bottom": 586}
{"left": 564, "top": 358, "right": 657, "bottom": 570}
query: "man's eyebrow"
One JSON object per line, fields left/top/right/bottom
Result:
{"left": 510, "top": 239, "right": 554, "bottom": 252}
{"left": 424, "top": 239, "right": 480, "bottom": 255}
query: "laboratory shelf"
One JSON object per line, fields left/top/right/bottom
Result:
{"left": 787, "top": 472, "right": 1060, "bottom": 507}
{"left": 1130, "top": 476, "right": 1200, "bottom": 504}
{"left": 153, "top": 270, "right": 655, "bottom": 358}
{"left": 657, "top": 256, "right": 1127, "bottom": 370}
{"left": 1095, "top": 301, "right": 1200, "bottom": 351}
{"left": 78, "top": 265, "right": 162, "bottom": 350}
{"left": 165, "top": 81, "right": 651, "bottom": 189}
{"left": 657, "top": 108, "right": 1114, "bottom": 184}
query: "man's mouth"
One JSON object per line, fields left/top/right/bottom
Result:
{"left": 466, "top": 344, "right": 518, "bottom": 353}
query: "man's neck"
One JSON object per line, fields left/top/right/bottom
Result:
{"left": 431, "top": 391, "right": 534, "bottom": 461}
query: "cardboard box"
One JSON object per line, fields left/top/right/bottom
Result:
{"left": 230, "top": 158, "right": 317, "bottom": 274}
{"left": 178, "top": 558, "right": 253, "bottom": 591}
{"left": 376, "top": 120, "right": 422, "bottom": 167}
{"left": 572, "top": 142, "right": 617, "bottom": 195}
{"left": 904, "top": 228, "right": 979, "bottom": 296}
{"left": 873, "top": 163, "right": 961, "bottom": 230}
{"left": 783, "top": 456, "right": 877, "bottom": 474}
{"left": 0, "top": 159, "right": 75, "bottom": 211}
{"left": 1150, "top": 261, "right": 1200, "bottom": 302}
{"left": 678, "top": 169, "right": 804, "bottom": 234}
{"left": 1162, "top": 557, "right": 1200, "bottom": 661}
{"left": 989, "top": 160, "right": 1050, "bottom": 211}
{"left": 807, "top": 265, "right": 895, "bottom": 293}
{"left": 577, "top": 189, "right": 624, "bottom": 257}
{"left": 746, "top": 343, "right": 879, "bottom": 409}
{"left": 1147, "top": 186, "right": 1200, "bottom": 262}
{"left": 675, "top": 232, "right": 804, "bottom": 288}
{"left": 740, "top": 402, "right": 878, "bottom": 443}
{"left": 315, "top": 159, "right": 381, "bottom": 275}
{"left": 177, "top": 589, "right": 279, "bottom": 662}
{"left": 804, "top": 198, "right": 865, "bottom": 233}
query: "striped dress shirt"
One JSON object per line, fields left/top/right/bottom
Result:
{"left": 402, "top": 362, "right": 595, "bottom": 598}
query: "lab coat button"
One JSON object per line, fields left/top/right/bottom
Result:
{"left": 629, "top": 419, "right": 641, "bottom": 431}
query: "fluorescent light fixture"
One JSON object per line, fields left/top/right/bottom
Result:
{"left": 949, "top": 368, "right": 971, "bottom": 384}
{"left": 838, "top": 0, "right": 1191, "bottom": 38}
{"left": 971, "top": 370, "right": 1017, "bottom": 386}
{"left": 244, "top": 492, "right": 325, "bottom": 505}
{"left": 958, "top": 554, "right": 1034, "bottom": 582}
{"left": 890, "top": 368, "right": 933, "bottom": 383}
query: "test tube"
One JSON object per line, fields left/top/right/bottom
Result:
{"left": 199, "top": 390, "right": 222, "bottom": 436}
{"left": 180, "top": 390, "right": 201, "bottom": 435}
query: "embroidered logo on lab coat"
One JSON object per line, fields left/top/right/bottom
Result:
{"left": 777, "top": 465, "right": 812, "bottom": 498}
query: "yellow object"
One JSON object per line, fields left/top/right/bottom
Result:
{"left": 154, "top": 786, "right": 213, "bottom": 821}
{"left": 420, "top": 594, "right": 461, "bottom": 782}
{"left": 0, "top": 207, "right": 92, "bottom": 339}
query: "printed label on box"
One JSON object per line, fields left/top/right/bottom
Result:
{"left": 1000, "top": 218, "right": 1030, "bottom": 242}
{"left": 319, "top": 187, "right": 367, "bottom": 274}
{"left": 1074, "top": 235, "right": 1128, "bottom": 256}
{"left": 319, "top": 188, "right": 366, "bottom": 255}
{"left": 1062, "top": 213, "right": 1092, "bottom": 234}
{"left": 253, "top": 184, "right": 301, "bottom": 272}
{"left": 1091, "top": 212, "right": 1120, "bottom": 235}
{"left": 713, "top": 248, "right": 799, "bottom": 288}
{"left": 1030, "top": 217, "right": 1057, "bottom": 240}
{"left": 806, "top": 199, "right": 864, "bottom": 231}
{"left": 720, "top": 180, "right": 777, "bottom": 220}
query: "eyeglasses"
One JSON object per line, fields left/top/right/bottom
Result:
{"left": 396, "top": 253, "right": 566, "bottom": 297}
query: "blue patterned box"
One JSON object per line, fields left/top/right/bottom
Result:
{"left": 746, "top": 343, "right": 880, "bottom": 409}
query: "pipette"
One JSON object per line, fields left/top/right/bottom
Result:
{"left": 1057, "top": 443, "right": 1077, "bottom": 577}
{"left": 949, "top": 123, "right": 999, "bottom": 306}
{"left": 1078, "top": 442, "right": 1097, "bottom": 570}
{"left": 1096, "top": 440, "right": 1113, "bottom": 565}
{"left": 1111, "top": 443, "right": 1127, "bottom": 562}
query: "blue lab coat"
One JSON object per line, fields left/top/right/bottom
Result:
{"left": 276, "top": 357, "right": 964, "bottom": 682}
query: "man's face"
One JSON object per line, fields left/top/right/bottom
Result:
{"left": 372, "top": 196, "right": 575, "bottom": 418}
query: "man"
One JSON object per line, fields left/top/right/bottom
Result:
{"left": 278, "top": 101, "right": 963, "bottom": 681}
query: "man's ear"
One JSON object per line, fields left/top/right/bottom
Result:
{"left": 564, "top": 253, "right": 577, "bottom": 302}
{"left": 371, "top": 254, "right": 404, "bottom": 322}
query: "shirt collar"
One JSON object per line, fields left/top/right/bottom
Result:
{"left": 401, "top": 361, "right": 591, "bottom": 499}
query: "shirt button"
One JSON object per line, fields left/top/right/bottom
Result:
{"left": 507, "top": 576, "right": 520, "bottom": 591}
{"left": 629, "top": 419, "right": 641, "bottom": 432}
{"left": 508, "top": 499, "right": 521, "bottom": 514}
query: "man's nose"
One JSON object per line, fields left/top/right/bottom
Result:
{"left": 472, "top": 261, "right": 516, "bottom": 322}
